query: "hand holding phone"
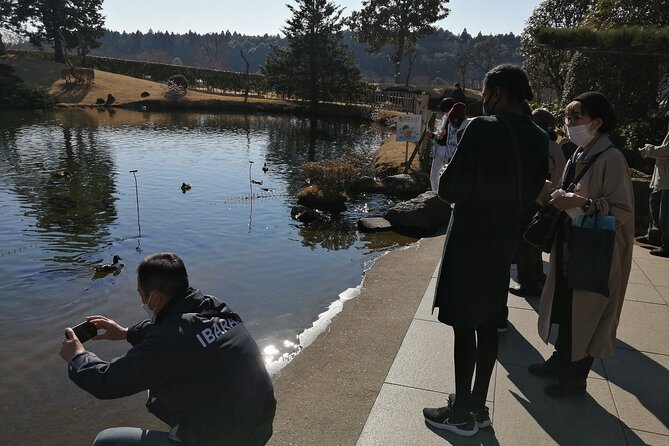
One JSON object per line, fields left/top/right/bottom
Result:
{"left": 67, "top": 321, "right": 98, "bottom": 343}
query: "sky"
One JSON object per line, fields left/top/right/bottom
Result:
{"left": 102, "top": 0, "right": 544, "bottom": 37}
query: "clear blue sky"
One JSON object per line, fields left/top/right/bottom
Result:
{"left": 102, "top": 0, "right": 544, "bottom": 36}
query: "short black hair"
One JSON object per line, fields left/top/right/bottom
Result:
{"left": 573, "top": 91, "right": 617, "bottom": 133}
{"left": 440, "top": 97, "right": 455, "bottom": 112}
{"left": 483, "top": 64, "right": 533, "bottom": 103}
{"left": 137, "top": 252, "right": 189, "bottom": 301}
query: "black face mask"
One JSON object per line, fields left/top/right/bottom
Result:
{"left": 482, "top": 94, "right": 498, "bottom": 116}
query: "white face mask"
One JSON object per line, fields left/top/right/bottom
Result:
{"left": 567, "top": 123, "right": 597, "bottom": 147}
{"left": 141, "top": 292, "right": 155, "bottom": 321}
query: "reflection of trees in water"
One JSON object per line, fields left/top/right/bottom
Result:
{"left": 263, "top": 116, "right": 388, "bottom": 195}
{"left": 297, "top": 220, "right": 358, "bottom": 251}
{"left": 0, "top": 110, "right": 117, "bottom": 263}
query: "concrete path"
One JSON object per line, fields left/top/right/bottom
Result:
{"left": 269, "top": 237, "right": 669, "bottom": 445}
{"left": 357, "top": 244, "right": 669, "bottom": 446}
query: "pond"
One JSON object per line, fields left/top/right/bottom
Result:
{"left": 0, "top": 108, "right": 417, "bottom": 445}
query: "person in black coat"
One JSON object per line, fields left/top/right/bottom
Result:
{"left": 60, "top": 252, "right": 276, "bottom": 446}
{"left": 423, "top": 65, "right": 548, "bottom": 436}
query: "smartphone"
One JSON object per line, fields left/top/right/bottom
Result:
{"left": 67, "top": 321, "right": 98, "bottom": 343}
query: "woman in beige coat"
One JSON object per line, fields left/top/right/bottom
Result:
{"left": 530, "top": 92, "right": 634, "bottom": 397}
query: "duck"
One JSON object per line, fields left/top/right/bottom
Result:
{"left": 250, "top": 179, "right": 263, "bottom": 185}
{"left": 262, "top": 162, "right": 269, "bottom": 173}
{"left": 51, "top": 170, "right": 70, "bottom": 178}
{"left": 181, "top": 182, "right": 192, "bottom": 192}
{"left": 92, "top": 255, "right": 123, "bottom": 273}
{"left": 260, "top": 187, "right": 275, "bottom": 192}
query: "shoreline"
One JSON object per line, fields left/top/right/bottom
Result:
{"left": 268, "top": 234, "right": 444, "bottom": 445}
{"left": 266, "top": 243, "right": 418, "bottom": 376}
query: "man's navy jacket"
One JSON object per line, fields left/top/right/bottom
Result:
{"left": 69, "top": 288, "right": 276, "bottom": 445}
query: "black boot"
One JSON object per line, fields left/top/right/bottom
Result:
{"left": 528, "top": 353, "right": 564, "bottom": 377}
{"left": 544, "top": 358, "right": 589, "bottom": 397}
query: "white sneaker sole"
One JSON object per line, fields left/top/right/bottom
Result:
{"left": 425, "top": 418, "right": 479, "bottom": 436}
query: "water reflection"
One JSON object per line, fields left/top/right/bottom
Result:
{"left": 298, "top": 220, "right": 358, "bottom": 251}
{"left": 1, "top": 112, "right": 117, "bottom": 271}
{"left": 0, "top": 108, "right": 415, "bottom": 446}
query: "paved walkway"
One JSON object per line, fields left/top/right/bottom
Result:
{"left": 357, "top": 245, "right": 669, "bottom": 446}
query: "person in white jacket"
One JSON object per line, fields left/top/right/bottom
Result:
{"left": 429, "top": 101, "right": 470, "bottom": 191}
{"left": 638, "top": 112, "right": 669, "bottom": 257}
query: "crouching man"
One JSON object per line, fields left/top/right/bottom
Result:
{"left": 59, "top": 252, "right": 276, "bottom": 445}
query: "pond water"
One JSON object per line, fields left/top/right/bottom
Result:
{"left": 0, "top": 108, "right": 416, "bottom": 445}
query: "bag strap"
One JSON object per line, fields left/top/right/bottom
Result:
{"left": 498, "top": 115, "right": 523, "bottom": 216}
{"left": 563, "top": 145, "right": 612, "bottom": 192}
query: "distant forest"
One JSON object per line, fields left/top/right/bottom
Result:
{"left": 75, "top": 28, "right": 521, "bottom": 87}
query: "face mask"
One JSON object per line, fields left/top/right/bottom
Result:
{"left": 141, "top": 292, "right": 155, "bottom": 321}
{"left": 567, "top": 122, "right": 597, "bottom": 147}
{"left": 482, "top": 94, "right": 498, "bottom": 116}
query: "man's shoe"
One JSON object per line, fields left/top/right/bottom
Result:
{"left": 509, "top": 285, "right": 542, "bottom": 297}
{"left": 544, "top": 379, "right": 587, "bottom": 398}
{"left": 649, "top": 248, "right": 669, "bottom": 258}
{"left": 423, "top": 400, "right": 479, "bottom": 437}
{"left": 497, "top": 321, "right": 508, "bottom": 333}
{"left": 528, "top": 354, "right": 563, "bottom": 376}
{"left": 471, "top": 406, "right": 491, "bottom": 428}
{"left": 635, "top": 235, "right": 662, "bottom": 247}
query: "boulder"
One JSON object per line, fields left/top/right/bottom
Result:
{"left": 381, "top": 172, "right": 430, "bottom": 197}
{"left": 95, "top": 97, "right": 105, "bottom": 105}
{"left": 632, "top": 177, "right": 651, "bottom": 236}
{"left": 291, "top": 205, "right": 324, "bottom": 224}
{"left": 357, "top": 217, "right": 392, "bottom": 232}
{"left": 349, "top": 176, "right": 383, "bottom": 194}
{"left": 384, "top": 191, "right": 451, "bottom": 235}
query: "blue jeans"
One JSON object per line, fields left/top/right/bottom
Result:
{"left": 92, "top": 428, "right": 176, "bottom": 446}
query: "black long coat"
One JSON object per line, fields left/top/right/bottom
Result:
{"left": 433, "top": 112, "right": 548, "bottom": 328}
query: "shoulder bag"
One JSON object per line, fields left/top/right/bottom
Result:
{"left": 523, "top": 147, "right": 611, "bottom": 253}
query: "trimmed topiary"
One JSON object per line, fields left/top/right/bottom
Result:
{"left": 168, "top": 74, "right": 189, "bottom": 90}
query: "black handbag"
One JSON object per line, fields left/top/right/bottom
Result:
{"left": 567, "top": 214, "right": 616, "bottom": 296}
{"left": 523, "top": 204, "right": 565, "bottom": 253}
{"left": 522, "top": 147, "right": 611, "bottom": 253}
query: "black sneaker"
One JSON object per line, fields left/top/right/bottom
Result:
{"left": 471, "top": 406, "right": 491, "bottom": 428}
{"left": 650, "top": 248, "right": 669, "bottom": 258}
{"left": 447, "top": 394, "right": 491, "bottom": 428}
{"left": 423, "top": 400, "right": 478, "bottom": 437}
{"left": 635, "top": 235, "right": 662, "bottom": 247}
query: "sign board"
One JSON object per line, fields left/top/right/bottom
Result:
{"left": 396, "top": 114, "right": 422, "bottom": 143}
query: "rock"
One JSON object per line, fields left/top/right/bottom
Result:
{"left": 381, "top": 173, "right": 430, "bottom": 197}
{"left": 384, "top": 191, "right": 451, "bottom": 235}
{"left": 291, "top": 205, "right": 324, "bottom": 224}
{"left": 95, "top": 98, "right": 105, "bottom": 105}
{"left": 140, "top": 91, "right": 150, "bottom": 98}
{"left": 632, "top": 177, "right": 651, "bottom": 236}
{"left": 357, "top": 217, "right": 392, "bottom": 232}
{"left": 349, "top": 176, "right": 383, "bottom": 194}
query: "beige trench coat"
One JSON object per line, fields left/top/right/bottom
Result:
{"left": 538, "top": 135, "right": 635, "bottom": 361}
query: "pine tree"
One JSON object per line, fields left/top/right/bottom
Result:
{"left": 262, "top": 0, "right": 366, "bottom": 112}
{"left": 349, "top": 0, "right": 450, "bottom": 84}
